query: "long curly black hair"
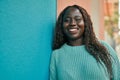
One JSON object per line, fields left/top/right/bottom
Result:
{"left": 53, "top": 5, "right": 113, "bottom": 80}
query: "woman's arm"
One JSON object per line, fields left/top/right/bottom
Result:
{"left": 101, "top": 41, "right": 120, "bottom": 80}
{"left": 50, "top": 51, "right": 57, "bottom": 80}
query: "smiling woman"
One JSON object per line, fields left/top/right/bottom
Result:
{"left": 62, "top": 7, "right": 84, "bottom": 45}
{"left": 50, "top": 5, "right": 120, "bottom": 80}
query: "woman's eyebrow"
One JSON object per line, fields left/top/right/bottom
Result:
{"left": 64, "top": 16, "right": 71, "bottom": 18}
{"left": 75, "top": 15, "right": 82, "bottom": 17}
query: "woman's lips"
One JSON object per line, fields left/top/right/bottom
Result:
{"left": 69, "top": 28, "right": 77, "bottom": 31}
{"left": 68, "top": 28, "right": 79, "bottom": 34}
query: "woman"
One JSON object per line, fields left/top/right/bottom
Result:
{"left": 50, "top": 5, "right": 120, "bottom": 80}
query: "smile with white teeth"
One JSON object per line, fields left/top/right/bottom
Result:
{"left": 69, "top": 28, "right": 78, "bottom": 31}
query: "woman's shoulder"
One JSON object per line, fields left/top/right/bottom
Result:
{"left": 99, "top": 40, "right": 110, "bottom": 46}
{"left": 100, "top": 40, "right": 114, "bottom": 50}
{"left": 100, "top": 40, "right": 119, "bottom": 59}
{"left": 52, "top": 44, "right": 67, "bottom": 54}
{"left": 52, "top": 47, "right": 64, "bottom": 55}
{"left": 52, "top": 49, "right": 59, "bottom": 54}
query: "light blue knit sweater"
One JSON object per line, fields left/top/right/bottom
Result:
{"left": 50, "top": 41, "right": 120, "bottom": 80}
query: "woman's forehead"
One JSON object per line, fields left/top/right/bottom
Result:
{"left": 64, "top": 7, "right": 82, "bottom": 17}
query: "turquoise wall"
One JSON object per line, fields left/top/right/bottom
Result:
{"left": 0, "top": 0, "right": 56, "bottom": 80}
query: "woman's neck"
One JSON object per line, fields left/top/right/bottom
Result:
{"left": 67, "top": 38, "right": 83, "bottom": 46}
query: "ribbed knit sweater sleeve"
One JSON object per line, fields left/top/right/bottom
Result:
{"left": 50, "top": 50, "right": 57, "bottom": 80}
{"left": 101, "top": 41, "right": 120, "bottom": 80}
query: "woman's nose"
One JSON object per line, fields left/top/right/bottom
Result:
{"left": 70, "top": 19, "right": 76, "bottom": 26}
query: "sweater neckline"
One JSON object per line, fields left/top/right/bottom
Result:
{"left": 63, "top": 43, "right": 85, "bottom": 48}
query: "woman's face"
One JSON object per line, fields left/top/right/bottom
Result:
{"left": 62, "top": 7, "right": 85, "bottom": 41}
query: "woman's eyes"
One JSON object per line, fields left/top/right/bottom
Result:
{"left": 64, "top": 18, "right": 70, "bottom": 22}
{"left": 75, "top": 18, "right": 82, "bottom": 22}
{"left": 64, "top": 18, "right": 82, "bottom": 22}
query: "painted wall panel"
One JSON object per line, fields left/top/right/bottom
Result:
{"left": 0, "top": 0, "right": 56, "bottom": 80}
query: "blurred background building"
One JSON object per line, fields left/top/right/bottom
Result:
{"left": 104, "top": 0, "right": 120, "bottom": 58}
{"left": 57, "top": 0, "right": 120, "bottom": 59}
